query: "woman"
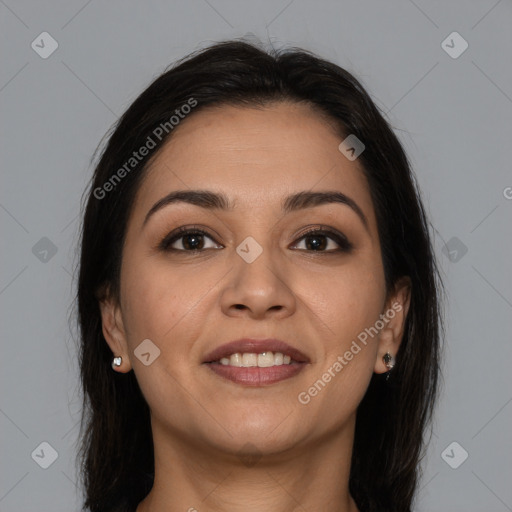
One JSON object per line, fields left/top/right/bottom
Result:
{"left": 76, "top": 39, "right": 443, "bottom": 512}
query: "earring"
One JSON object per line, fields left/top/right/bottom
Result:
{"left": 383, "top": 352, "right": 395, "bottom": 381}
{"left": 111, "top": 356, "right": 122, "bottom": 370}
{"left": 383, "top": 352, "right": 395, "bottom": 370}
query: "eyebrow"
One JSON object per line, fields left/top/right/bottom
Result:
{"left": 142, "top": 189, "right": 369, "bottom": 231}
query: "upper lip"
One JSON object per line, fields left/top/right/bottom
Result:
{"left": 202, "top": 338, "right": 310, "bottom": 364}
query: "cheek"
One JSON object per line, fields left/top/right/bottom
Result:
{"left": 294, "top": 258, "right": 384, "bottom": 414}
{"left": 302, "top": 258, "right": 386, "bottom": 348}
{"left": 118, "top": 255, "right": 217, "bottom": 422}
{"left": 120, "top": 254, "right": 211, "bottom": 344}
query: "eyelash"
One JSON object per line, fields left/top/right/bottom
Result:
{"left": 158, "top": 225, "right": 354, "bottom": 254}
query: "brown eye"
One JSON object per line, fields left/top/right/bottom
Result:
{"left": 292, "top": 228, "right": 353, "bottom": 253}
{"left": 159, "top": 227, "right": 222, "bottom": 252}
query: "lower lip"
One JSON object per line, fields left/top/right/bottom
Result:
{"left": 205, "top": 362, "right": 307, "bottom": 386}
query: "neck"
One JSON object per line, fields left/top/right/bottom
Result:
{"left": 136, "top": 417, "right": 359, "bottom": 512}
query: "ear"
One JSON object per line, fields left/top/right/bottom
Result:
{"left": 374, "top": 276, "right": 412, "bottom": 374}
{"left": 98, "top": 284, "right": 132, "bottom": 373}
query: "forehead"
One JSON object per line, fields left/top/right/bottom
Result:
{"left": 132, "top": 102, "right": 376, "bottom": 226}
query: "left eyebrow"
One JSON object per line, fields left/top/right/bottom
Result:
{"left": 142, "top": 189, "right": 369, "bottom": 232}
{"left": 282, "top": 190, "right": 369, "bottom": 231}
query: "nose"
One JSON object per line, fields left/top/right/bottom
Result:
{"left": 219, "top": 243, "right": 297, "bottom": 320}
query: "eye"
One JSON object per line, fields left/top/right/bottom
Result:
{"left": 291, "top": 226, "right": 353, "bottom": 253}
{"left": 159, "top": 225, "right": 353, "bottom": 254}
{"left": 159, "top": 226, "right": 222, "bottom": 252}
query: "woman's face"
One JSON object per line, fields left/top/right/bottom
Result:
{"left": 101, "top": 102, "right": 409, "bottom": 458}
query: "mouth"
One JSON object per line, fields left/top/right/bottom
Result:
{"left": 202, "top": 338, "right": 310, "bottom": 386}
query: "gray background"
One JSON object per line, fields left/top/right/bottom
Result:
{"left": 1, "top": 0, "right": 511, "bottom": 511}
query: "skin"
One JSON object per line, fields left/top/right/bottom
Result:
{"left": 100, "top": 101, "right": 411, "bottom": 512}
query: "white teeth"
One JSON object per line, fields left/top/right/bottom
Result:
{"left": 229, "top": 353, "right": 243, "bottom": 367}
{"left": 258, "top": 352, "right": 274, "bottom": 367}
{"left": 242, "top": 353, "right": 258, "bottom": 367}
{"left": 217, "top": 351, "right": 294, "bottom": 367}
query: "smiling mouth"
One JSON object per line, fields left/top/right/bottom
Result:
{"left": 202, "top": 338, "right": 310, "bottom": 386}
{"left": 204, "top": 351, "right": 308, "bottom": 386}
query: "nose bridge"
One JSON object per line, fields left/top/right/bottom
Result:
{"left": 220, "top": 231, "right": 295, "bottom": 316}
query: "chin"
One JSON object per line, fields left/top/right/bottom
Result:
{"left": 210, "top": 408, "right": 304, "bottom": 454}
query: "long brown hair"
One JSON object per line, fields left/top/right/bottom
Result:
{"left": 75, "top": 38, "right": 444, "bottom": 512}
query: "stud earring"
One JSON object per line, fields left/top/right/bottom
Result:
{"left": 112, "top": 356, "right": 122, "bottom": 370}
{"left": 383, "top": 352, "right": 395, "bottom": 370}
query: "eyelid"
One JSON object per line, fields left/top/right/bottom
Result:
{"left": 292, "top": 225, "right": 353, "bottom": 251}
{"left": 159, "top": 224, "right": 353, "bottom": 252}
